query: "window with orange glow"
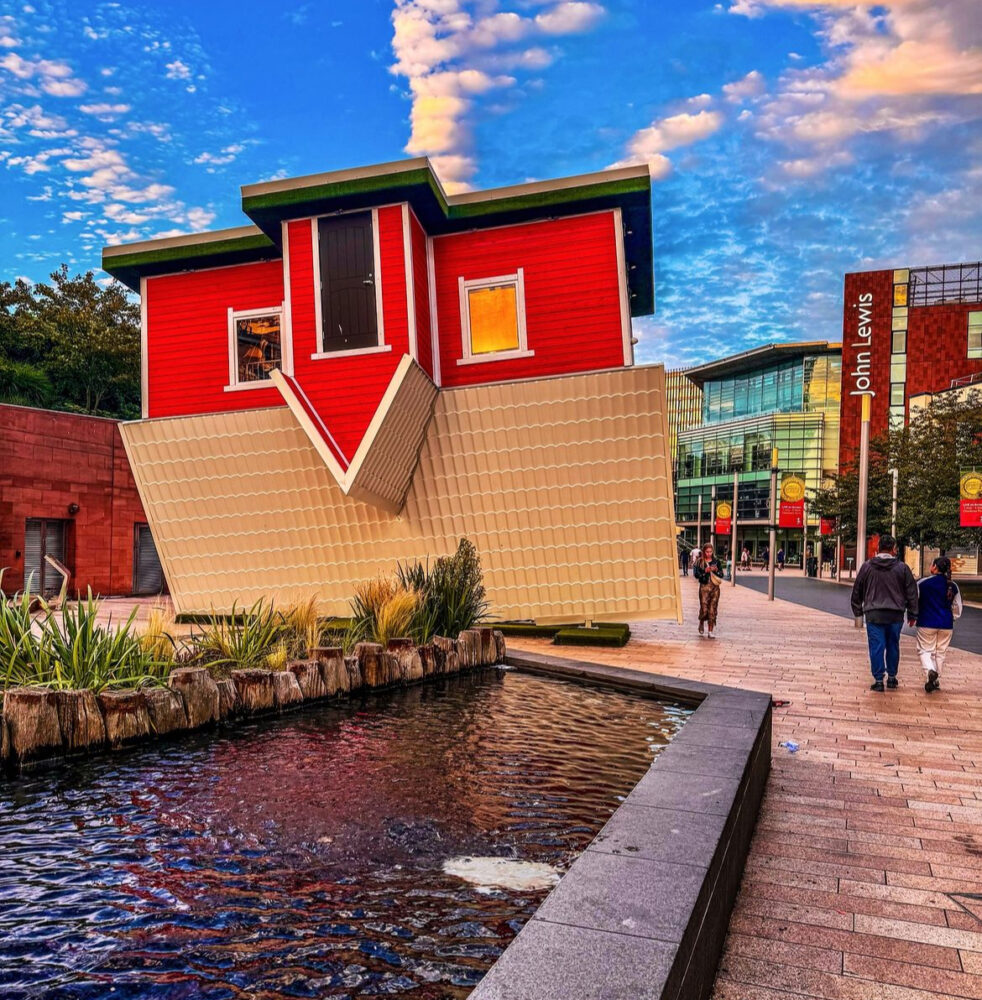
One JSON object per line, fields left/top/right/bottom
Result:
{"left": 458, "top": 269, "right": 530, "bottom": 365}
{"left": 467, "top": 284, "right": 519, "bottom": 355}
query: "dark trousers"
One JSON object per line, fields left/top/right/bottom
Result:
{"left": 866, "top": 621, "right": 902, "bottom": 681}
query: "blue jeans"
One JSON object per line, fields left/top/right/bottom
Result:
{"left": 866, "top": 621, "right": 902, "bottom": 681}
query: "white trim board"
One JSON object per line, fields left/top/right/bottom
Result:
{"left": 426, "top": 235, "right": 441, "bottom": 386}
{"left": 402, "top": 203, "right": 418, "bottom": 361}
{"left": 225, "top": 303, "right": 286, "bottom": 392}
{"left": 139, "top": 276, "right": 148, "bottom": 418}
{"left": 613, "top": 207, "right": 634, "bottom": 367}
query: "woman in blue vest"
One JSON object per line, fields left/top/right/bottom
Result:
{"left": 916, "top": 556, "right": 963, "bottom": 693}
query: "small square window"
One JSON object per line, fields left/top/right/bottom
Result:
{"left": 970, "top": 312, "right": 982, "bottom": 359}
{"left": 891, "top": 309, "right": 908, "bottom": 331}
{"left": 892, "top": 331, "right": 906, "bottom": 354}
{"left": 893, "top": 284, "right": 908, "bottom": 307}
{"left": 890, "top": 358, "right": 907, "bottom": 383}
{"left": 458, "top": 270, "right": 532, "bottom": 365}
{"left": 228, "top": 308, "right": 283, "bottom": 387}
{"left": 890, "top": 383, "right": 905, "bottom": 406}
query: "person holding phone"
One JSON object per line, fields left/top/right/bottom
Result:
{"left": 694, "top": 542, "right": 724, "bottom": 638}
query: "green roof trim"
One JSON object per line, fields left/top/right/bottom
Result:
{"left": 102, "top": 231, "right": 279, "bottom": 291}
{"left": 447, "top": 175, "right": 649, "bottom": 220}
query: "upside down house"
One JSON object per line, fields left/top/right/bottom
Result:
{"left": 102, "top": 157, "right": 681, "bottom": 623}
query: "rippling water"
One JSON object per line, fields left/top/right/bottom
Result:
{"left": 0, "top": 669, "right": 689, "bottom": 999}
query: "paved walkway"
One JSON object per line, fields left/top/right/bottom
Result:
{"left": 736, "top": 573, "right": 982, "bottom": 655}
{"left": 510, "top": 582, "right": 982, "bottom": 1000}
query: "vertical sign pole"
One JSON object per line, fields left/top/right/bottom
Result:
{"left": 731, "top": 469, "right": 739, "bottom": 588}
{"left": 768, "top": 448, "right": 779, "bottom": 602}
{"left": 802, "top": 498, "right": 809, "bottom": 577}
{"left": 856, "top": 394, "right": 871, "bottom": 573}
{"left": 710, "top": 484, "right": 717, "bottom": 555}
{"left": 856, "top": 394, "right": 871, "bottom": 627}
{"left": 891, "top": 467, "right": 898, "bottom": 540}
{"left": 696, "top": 494, "right": 702, "bottom": 553}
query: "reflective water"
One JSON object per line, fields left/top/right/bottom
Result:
{"left": 0, "top": 669, "right": 689, "bottom": 999}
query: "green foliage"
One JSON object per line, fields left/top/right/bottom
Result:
{"left": 191, "top": 599, "right": 286, "bottom": 670}
{"left": 396, "top": 538, "right": 489, "bottom": 642}
{"left": 0, "top": 578, "right": 171, "bottom": 691}
{"left": 811, "top": 390, "right": 982, "bottom": 552}
{"left": 0, "top": 267, "right": 140, "bottom": 418}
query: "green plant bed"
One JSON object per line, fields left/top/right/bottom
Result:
{"left": 553, "top": 624, "right": 631, "bottom": 648}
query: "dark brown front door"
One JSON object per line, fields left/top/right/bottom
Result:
{"left": 318, "top": 212, "right": 379, "bottom": 353}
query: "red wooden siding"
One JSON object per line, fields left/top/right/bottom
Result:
{"left": 433, "top": 211, "right": 625, "bottom": 387}
{"left": 146, "top": 259, "right": 285, "bottom": 418}
{"left": 409, "top": 211, "right": 433, "bottom": 379}
{"left": 145, "top": 207, "right": 411, "bottom": 460}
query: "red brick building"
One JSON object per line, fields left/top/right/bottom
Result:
{"left": 840, "top": 260, "right": 982, "bottom": 471}
{"left": 0, "top": 404, "right": 163, "bottom": 598}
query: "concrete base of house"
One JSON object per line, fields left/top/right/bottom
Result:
{"left": 474, "top": 650, "right": 772, "bottom": 1000}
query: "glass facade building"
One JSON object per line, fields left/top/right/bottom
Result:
{"left": 674, "top": 344, "right": 841, "bottom": 562}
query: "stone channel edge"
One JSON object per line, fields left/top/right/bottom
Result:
{"left": 471, "top": 650, "right": 773, "bottom": 1000}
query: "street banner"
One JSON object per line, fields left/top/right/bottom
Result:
{"left": 779, "top": 473, "right": 806, "bottom": 529}
{"left": 715, "top": 500, "right": 732, "bottom": 535}
{"left": 820, "top": 517, "right": 837, "bottom": 536}
{"left": 960, "top": 470, "right": 982, "bottom": 527}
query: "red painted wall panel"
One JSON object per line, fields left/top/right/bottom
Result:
{"left": 147, "top": 259, "right": 285, "bottom": 418}
{"left": 433, "top": 211, "right": 625, "bottom": 387}
{"left": 409, "top": 211, "right": 433, "bottom": 379}
{"left": 0, "top": 405, "right": 151, "bottom": 597}
{"left": 146, "top": 207, "right": 411, "bottom": 460}
{"left": 840, "top": 269, "right": 982, "bottom": 473}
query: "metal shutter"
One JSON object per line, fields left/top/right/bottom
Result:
{"left": 23, "top": 519, "right": 42, "bottom": 594}
{"left": 43, "top": 521, "right": 66, "bottom": 597}
{"left": 134, "top": 525, "right": 164, "bottom": 595}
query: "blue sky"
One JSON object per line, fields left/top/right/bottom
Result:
{"left": 1, "top": 0, "right": 980, "bottom": 368}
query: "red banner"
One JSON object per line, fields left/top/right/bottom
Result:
{"left": 779, "top": 500, "right": 804, "bottom": 528}
{"left": 961, "top": 499, "right": 982, "bottom": 527}
{"left": 715, "top": 516, "right": 731, "bottom": 535}
{"left": 820, "top": 517, "right": 836, "bottom": 536}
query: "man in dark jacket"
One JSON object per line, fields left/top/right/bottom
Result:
{"left": 851, "top": 535, "right": 918, "bottom": 692}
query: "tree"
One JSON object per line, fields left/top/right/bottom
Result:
{"left": 810, "top": 389, "right": 982, "bottom": 554}
{"left": 0, "top": 266, "right": 140, "bottom": 418}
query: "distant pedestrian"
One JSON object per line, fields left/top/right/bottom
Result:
{"left": 777, "top": 547, "right": 785, "bottom": 571}
{"left": 761, "top": 545, "right": 769, "bottom": 567}
{"left": 741, "top": 546, "right": 751, "bottom": 571}
{"left": 680, "top": 547, "right": 691, "bottom": 577}
{"left": 850, "top": 535, "right": 919, "bottom": 692}
{"left": 694, "top": 542, "right": 724, "bottom": 638}
{"left": 916, "top": 556, "right": 962, "bottom": 694}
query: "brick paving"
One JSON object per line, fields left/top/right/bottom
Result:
{"left": 509, "top": 581, "right": 982, "bottom": 1000}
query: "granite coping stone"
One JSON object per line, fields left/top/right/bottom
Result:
{"left": 469, "top": 651, "right": 772, "bottom": 1000}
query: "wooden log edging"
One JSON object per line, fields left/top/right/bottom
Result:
{"left": 0, "top": 629, "right": 507, "bottom": 771}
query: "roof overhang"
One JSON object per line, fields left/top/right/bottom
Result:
{"left": 103, "top": 158, "right": 655, "bottom": 315}
{"left": 684, "top": 341, "right": 842, "bottom": 387}
{"left": 102, "top": 225, "right": 279, "bottom": 291}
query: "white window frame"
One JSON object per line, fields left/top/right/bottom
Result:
{"left": 225, "top": 303, "right": 287, "bottom": 391}
{"left": 969, "top": 311, "right": 982, "bottom": 359}
{"left": 456, "top": 268, "right": 533, "bottom": 366}
{"left": 310, "top": 208, "right": 391, "bottom": 361}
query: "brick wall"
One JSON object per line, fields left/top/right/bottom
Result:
{"left": 0, "top": 404, "right": 152, "bottom": 597}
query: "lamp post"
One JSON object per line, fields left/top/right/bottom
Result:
{"left": 696, "top": 494, "right": 702, "bottom": 553}
{"left": 890, "top": 466, "right": 898, "bottom": 539}
{"left": 802, "top": 498, "right": 809, "bottom": 577}
{"left": 768, "top": 447, "right": 779, "bottom": 602}
{"left": 710, "top": 484, "right": 717, "bottom": 555}
{"left": 731, "top": 469, "right": 739, "bottom": 588}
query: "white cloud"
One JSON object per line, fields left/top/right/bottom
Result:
{"left": 79, "top": 102, "right": 131, "bottom": 117}
{"left": 535, "top": 2, "right": 605, "bottom": 35}
{"left": 723, "top": 69, "right": 765, "bottom": 103}
{"left": 0, "top": 52, "right": 87, "bottom": 96}
{"left": 165, "top": 58, "right": 191, "bottom": 80}
{"left": 194, "top": 142, "right": 246, "bottom": 166}
{"left": 614, "top": 108, "right": 724, "bottom": 176}
{"left": 390, "top": 0, "right": 608, "bottom": 191}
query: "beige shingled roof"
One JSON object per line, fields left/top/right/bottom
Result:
{"left": 120, "top": 364, "right": 681, "bottom": 623}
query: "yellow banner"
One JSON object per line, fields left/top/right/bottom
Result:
{"left": 960, "top": 471, "right": 982, "bottom": 500}
{"left": 780, "top": 474, "right": 806, "bottom": 504}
